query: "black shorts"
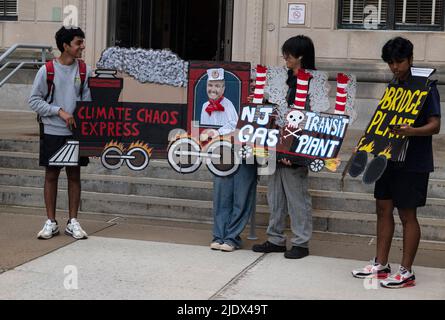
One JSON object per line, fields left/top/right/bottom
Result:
{"left": 374, "top": 163, "right": 429, "bottom": 209}
{"left": 39, "top": 134, "right": 89, "bottom": 167}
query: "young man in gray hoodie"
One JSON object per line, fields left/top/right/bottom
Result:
{"left": 29, "top": 26, "right": 92, "bottom": 240}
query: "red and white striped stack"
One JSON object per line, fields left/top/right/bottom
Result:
{"left": 335, "top": 73, "right": 350, "bottom": 115}
{"left": 293, "top": 69, "right": 312, "bottom": 110}
{"left": 253, "top": 65, "right": 268, "bottom": 104}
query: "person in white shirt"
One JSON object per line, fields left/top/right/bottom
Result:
{"left": 201, "top": 69, "right": 257, "bottom": 252}
{"left": 200, "top": 68, "right": 238, "bottom": 136}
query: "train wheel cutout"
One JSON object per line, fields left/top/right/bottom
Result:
{"left": 310, "top": 159, "right": 325, "bottom": 173}
{"left": 205, "top": 139, "right": 240, "bottom": 177}
{"left": 167, "top": 138, "right": 202, "bottom": 174}
{"left": 101, "top": 146, "right": 125, "bottom": 170}
{"left": 126, "top": 147, "right": 150, "bottom": 171}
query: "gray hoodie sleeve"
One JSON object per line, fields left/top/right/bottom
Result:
{"left": 28, "top": 66, "right": 61, "bottom": 116}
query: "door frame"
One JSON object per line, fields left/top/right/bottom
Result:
{"left": 224, "top": 0, "right": 234, "bottom": 61}
{"left": 107, "top": 0, "right": 117, "bottom": 46}
{"left": 107, "top": 0, "right": 234, "bottom": 60}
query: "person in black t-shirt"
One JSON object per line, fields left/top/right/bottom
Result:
{"left": 352, "top": 37, "right": 441, "bottom": 289}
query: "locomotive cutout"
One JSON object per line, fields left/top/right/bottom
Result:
{"left": 49, "top": 69, "right": 187, "bottom": 171}
{"left": 168, "top": 65, "right": 356, "bottom": 177}
{"left": 45, "top": 52, "right": 357, "bottom": 177}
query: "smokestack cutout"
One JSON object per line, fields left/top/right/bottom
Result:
{"left": 335, "top": 73, "right": 350, "bottom": 115}
{"left": 253, "top": 65, "right": 268, "bottom": 104}
{"left": 294, "top": 69, "right": 312, "bottom": 110}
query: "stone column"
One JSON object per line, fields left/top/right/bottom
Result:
{"left": 83, "top": 0, "right": 108, "bottom": 67}
{"left": 262, "top": 0, "right": 281, "bottom": 66}
{"left": 232, "top": 0, "right": 264, "bottom": 66}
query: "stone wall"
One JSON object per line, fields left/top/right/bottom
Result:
{"left": 0, "top": 0, "right": 108, "bottom": 67}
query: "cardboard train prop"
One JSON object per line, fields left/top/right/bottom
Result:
{"left": 167, "top": 64, "right": 355, "bottom": 177}
{"left": 347, "top": 67, "right": 436, "bottom": 184}
{"left": 47, "top": 50, "right": 357, "bottom": 177}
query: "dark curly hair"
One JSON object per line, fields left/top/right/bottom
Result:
{"left": 55, "top": 26, "right": 85, "bottom": 53}
{"left": 381, "top": 37, "right": 413, "bottom": 64}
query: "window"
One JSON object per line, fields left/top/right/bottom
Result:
{"left": 338, "top": 0, "right": 444, "bottom": 30}
{"left": 0, "top": 0, "right": 18, "bottom": 21}
{"left": 108, "top": 0, "right": 233, "bottom": 61}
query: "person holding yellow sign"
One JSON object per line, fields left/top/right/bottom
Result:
{"left": 352, "top": 37, "right": 441, "bottom": 289}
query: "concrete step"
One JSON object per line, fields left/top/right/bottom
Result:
{"left": 0, "top": 139, "right": 39, "bottom": 153}
{"left": 0, "top": 167, "right": 219, "bottom": 203}
{"left": 0, "top": 134, "right": 360, "bottom": 162}
{"left": 312, "top": 172, "right": 445, "bottom": 200}
{"left": 1, "top": 133, "right": 444, "bottom": 176}
{"left": 309, "top": 189, "right": 445, "bottom": 219}
{"left": 1, "top": 168, "right": 445, "bottom": 219}
{"left": 0, "top": 150, "right": 218, "bottom": 182}
{"left": 1, "top": 192, "right": 444, "bottom": 242}
{"left": 0, "top": 184, "right": 218, "bottom": 223}
{"left": 2, "top": 151, "right": 445, "bottom": 199}
{"left": 1, "top": 130, "right": 444, "bottom": 167}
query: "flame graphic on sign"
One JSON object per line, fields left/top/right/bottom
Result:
{"left": 175, "top": 133, "right": 191, "bottom": 140}
{"left": 379, "top": 145, "right": 393, "bottom": 159}
{"left": 129, "top": 141, "right": 153, "bottom": 156}
{"left": 358, "top": 141, "right": 375, "bottom": 153}
{"left": 105, "top": 141, "right": 125, "bottom": 151}
{"left": 325, "top": 158, "right": 341, "bottom": 172}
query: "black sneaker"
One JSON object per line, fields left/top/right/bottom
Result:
{"left": 284, "top": 246, "right": 309, "bottom": 259}
{"left": 363, "top": 155, "right": 387, "bottom": 185}
{"left": 348, "top": 151, "right": 368, "bottom": 178}
{"left": 252, "top": 241, "right": 286, "bottom": 253}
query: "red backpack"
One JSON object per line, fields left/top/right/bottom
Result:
{"left": 44, "top": 59, "right": 87, "bottom": 103}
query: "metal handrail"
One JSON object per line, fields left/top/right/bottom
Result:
{"left": 0, "top": 44, "right": 53, "bottom": 87}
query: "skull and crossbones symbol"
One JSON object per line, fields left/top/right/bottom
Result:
{"left": 284, "top": 110, "right": 305, "bottom": 139}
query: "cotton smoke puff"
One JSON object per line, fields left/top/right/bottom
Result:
{"left": 97, "top": 47, "right": 189, "bottom": 87}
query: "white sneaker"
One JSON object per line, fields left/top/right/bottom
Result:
{"left": 220, "top": 243, "right": 236, "bottom": 252}
{"left": 65, "top": 218, "right": 88, "bottom": 240}
{"left": 210, "top": 242, "right": 222, "bottom": 250}
{"left": 352, "top": 258, "right": 391, "bottom": 279}
{"left": 37, "top": 220, "right": 59, "bottom": 240}
{"left": 380, "top": 266, "right": 416, "bottom": 289}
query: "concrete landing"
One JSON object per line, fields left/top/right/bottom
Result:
{"left": 1, "top": 236, "right": 444, "bottom": 300}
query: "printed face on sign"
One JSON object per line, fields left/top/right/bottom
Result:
{"left": 190, "top": 62, "right": 249, "bottom": 132}
{"left": 207, "top": 81, "right": 225, "bottom": 100}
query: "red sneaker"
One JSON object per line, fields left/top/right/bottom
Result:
{"left": 380, "top": 266, "right": 416, "bottom": 289}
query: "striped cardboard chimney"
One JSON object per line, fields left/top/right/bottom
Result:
{"left": 253, "top": 65, "right": 268, "bottom": 104}
{"left": 294, "top": 69, "right": 312, "bottom": 110}
{"left": 335, "top": 73, "right": 349, "bottom": 115}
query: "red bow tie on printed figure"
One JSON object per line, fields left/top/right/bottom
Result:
{"left": 206, "top": 96, "right": 226, "bottom": 116}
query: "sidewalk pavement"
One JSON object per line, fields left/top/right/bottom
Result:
{"left": 1, "top": 208, "right": 444, "bottom": 300}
